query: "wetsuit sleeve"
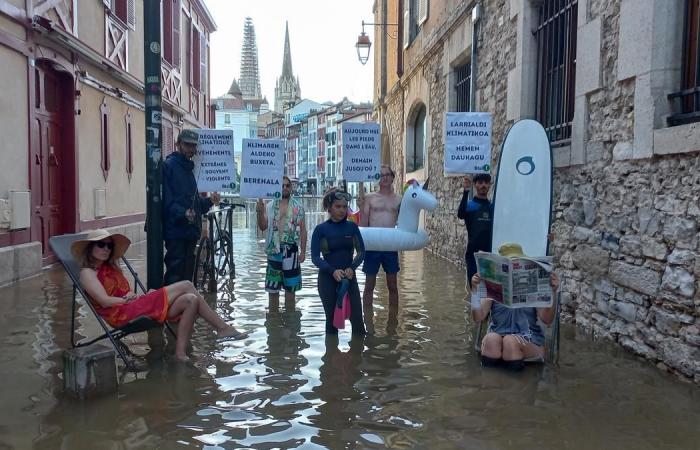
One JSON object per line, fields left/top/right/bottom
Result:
{"left": 457, "top": 190, "right": 470, "bottom": 220}
{"left": 350, "top": 224, "right": 365, "bottom": 271}
{"left": 311, "top": 224, "right": 334, "bottom": 274}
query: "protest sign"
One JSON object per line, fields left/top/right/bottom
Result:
{"left": 342, "top": 122, "right": 381, "bottom": 182}
{"left": 193, "top": 129, "right": 237, "bottom": 192}
{"left": 239, "top": 138, "right": 285, "bottom": 199}
{"left": 444, "top": 112, "right": 492, "bottom": 175}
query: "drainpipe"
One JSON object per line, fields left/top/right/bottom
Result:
{"left": 470, "top": 3, "right": 481, "bottom": 112}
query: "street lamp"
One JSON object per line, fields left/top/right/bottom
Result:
{"left": 356, "top": 31, "right": 371, "bottom": 65}
{"left": 355, "top": 20, "right": 398, "bottom": 65}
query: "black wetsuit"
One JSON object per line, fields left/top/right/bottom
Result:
{"left": 457, "top": 192, "right": 493, "bottom": 283}
{"left": 311, "top": 217, "right": 366, "bottom": 335}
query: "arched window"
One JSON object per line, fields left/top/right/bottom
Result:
{"left": 406, "top": 104, "right": 426, "bottom": 172}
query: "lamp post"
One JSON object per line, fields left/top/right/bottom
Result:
{"left": 355, "top": 20, "right": 398, "bottom": 65}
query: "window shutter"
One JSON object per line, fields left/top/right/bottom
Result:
{"left": 173, "top": 0, "right": 181, "bottom": 68}
{"left": 192, "top": 29, "right": 201, "bottom": 89}
{"left": 419, "top": 0, "right": 428, "bottom": 25}
{"left": 127, "top": 0, "right": 136, "bottom": 30}
{"left": 200, "top": 32, "right": 207, "bottom": 93}
{"left": 188, "top": 18, "right": 194, "bottom": 84}
{"left": 162, "top": 0, "right": 172, "bottom": 64}
{"left": 403, "top": 2, "right": 410, "bottom": 49}
{"left": 103, "top": 0, "right": 112, "bottom": 8}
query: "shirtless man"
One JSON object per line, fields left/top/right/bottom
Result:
{"left": 360, "top": 165, "right": 402, "bottom": 308}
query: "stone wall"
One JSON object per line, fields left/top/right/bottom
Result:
{"left": 550, "top": 0, "right": 700, "bottom": 383}
{"left": 380, "top": 0, "right": 700, "bottom": 383}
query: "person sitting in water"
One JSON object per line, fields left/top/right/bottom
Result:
{"left": 311, "top": 188, "right": 366, "bottom": 336}
{"left": 74, "top": 229, "right": 247, "bottom": 363}
{"left": 469, "top": 242, "right": 559, "bottom": 371}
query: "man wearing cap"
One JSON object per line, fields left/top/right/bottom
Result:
{"left": 162, "top": 129, "right": 220, "bottom": 285}
{"left": 457, "top": 173, "right": 493, "bottom": 287}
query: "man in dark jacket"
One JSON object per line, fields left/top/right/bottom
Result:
{"left": 457, "top": 173, "right": 493, "bottom": 287}
{"left": 163, "top": 129, "right": 219, "bottom": 285}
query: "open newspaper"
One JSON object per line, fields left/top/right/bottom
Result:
{"left": 474, "top": 251, "right": 554, "bottom": 308}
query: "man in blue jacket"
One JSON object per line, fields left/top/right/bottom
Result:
{"left": 163, "top": 129, "right": 219, "bottom": 285}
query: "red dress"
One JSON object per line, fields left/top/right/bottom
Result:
{"left": 93, "top": 265, "right": 170, "bottom": 328}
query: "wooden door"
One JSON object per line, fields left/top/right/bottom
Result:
{"left": 32, "top": 63, "right": 76, "bottom": 259}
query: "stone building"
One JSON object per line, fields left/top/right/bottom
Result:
{"left": 373, "top": 0, "right": 700, "bottom": 382}
{"left": 0, "top": 0, "right": 215, "bottom": 285}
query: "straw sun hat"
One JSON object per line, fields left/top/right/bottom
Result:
{"left": 497, "top": 242, "right": 526, "bottom": 258}
{"left": 70, "top": 229, "right": 131, "bottom": 260}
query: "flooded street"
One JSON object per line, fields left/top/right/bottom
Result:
{"left": 1, "top": 214, "right": 699, "bottom": 449}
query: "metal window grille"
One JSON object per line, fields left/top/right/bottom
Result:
{"left": 669, "top": 0, "right": 700, "bottom": 126}
{"left": 455, "top": 62, "right": 471, "bottom": 112}
{"left": 535, "top": 0, "right": 578, "bottom": 145}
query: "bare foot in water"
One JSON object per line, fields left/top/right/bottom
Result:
{"left": 174, "top": 354, "right": 190, "bottom": 363}
{"left": 217, "top": 326, "right": 248, "bottom": 340}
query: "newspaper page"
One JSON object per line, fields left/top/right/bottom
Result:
{"left": 475, "top": 251, "right": 553, "bottom": 308}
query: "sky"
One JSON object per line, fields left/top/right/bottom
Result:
{"left": 204, "top": 0, "right": 375, "bottom": 105}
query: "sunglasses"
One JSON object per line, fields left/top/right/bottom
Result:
{"left": 94, "top": 241, "right": 114, "bottom": 250}
{"left": 329, "top": 191, "right": 352, "bottom": 203}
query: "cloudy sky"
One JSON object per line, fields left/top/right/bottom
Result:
{"left": 204, "top": 0, "right": 375, "bottom": 104}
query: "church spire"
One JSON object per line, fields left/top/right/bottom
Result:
{"left": 239, "top": 17, "right": 262, "bottom": 100}
{"left": 281, "top": 21, "right": 293, "bottom": 79}
{"left": 274, "top": 21, "right": 301, "bottom": 113}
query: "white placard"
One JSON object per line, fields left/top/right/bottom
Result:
{"left": 193, "top": 129, "right": 237, "bottom": 192}
{"left": 444, "top": 112, "right": 492, "bottom": 175}
{"left": 240, "top": 138, "right": 285, "bottom": 199}
{"left": 341, "top": 122, "right": 381, "bottom": 182}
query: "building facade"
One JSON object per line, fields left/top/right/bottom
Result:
{"left": 374, "top": 0, "right": 700, "bottom": 382}
{"left": 0, "top": 0, "right": 215, "bottom": 285}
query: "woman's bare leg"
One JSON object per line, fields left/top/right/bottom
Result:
{"left": 194, "top": 297, "right": 247, "bottom": 338}
{"left": 167, "top": 293, "right": 198, "bottom": 361}
{"left": 481, "top": 332, "right": 504, "bottom": 359}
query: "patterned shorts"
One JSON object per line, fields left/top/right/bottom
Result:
{"left": 265, "top": 242, "right": 302, "bottom": 293}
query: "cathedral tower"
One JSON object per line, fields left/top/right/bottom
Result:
{"left": 274, "top": 21, "right": 301, "bottom": 113}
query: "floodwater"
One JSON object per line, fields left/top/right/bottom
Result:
{"left": 1, "top": 212, "right": 699, "bottom": 449}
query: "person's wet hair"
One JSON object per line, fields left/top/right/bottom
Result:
{"left": 472, "top": 173, "right": 492, "bottom": 183}
{"left": 322, "top": 188, "right": 352, "bottom": 210}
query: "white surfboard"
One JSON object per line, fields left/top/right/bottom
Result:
{"left": 491, "top": 119, "right": 552, "bottom": 257}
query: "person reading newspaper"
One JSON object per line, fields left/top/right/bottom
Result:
{"left": 470, "top": 242, "right": 559, "bottom": 371}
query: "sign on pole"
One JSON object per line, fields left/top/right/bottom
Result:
{"left": 444, "top": 112, "right": 492, "bottom": 175}
{"left": 240, "top": 138, "right": 285, "bottom": 199}
{"left": 193, "top": 129, "right": 237, "bottom": 192}
{"left": 342, "top": 122, "right": 381, "bottom": 182}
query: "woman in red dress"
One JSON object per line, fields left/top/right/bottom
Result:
{"left": 73, "top": 229, "right": 247, "bottom": 362}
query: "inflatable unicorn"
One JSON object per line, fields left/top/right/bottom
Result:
{"left": 360, "top": 179, "right": 438, "bottom": 251}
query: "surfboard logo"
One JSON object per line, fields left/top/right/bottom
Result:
{"left": 516, "top": 156, "right": 535, "bottom": 176}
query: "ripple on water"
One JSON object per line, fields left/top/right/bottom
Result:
{"left": 1, "top": 220, "right": 699, "bottom": 449}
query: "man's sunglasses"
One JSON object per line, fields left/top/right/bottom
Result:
{"left": 94, "top": 241, "right": 114, "bottom": 250}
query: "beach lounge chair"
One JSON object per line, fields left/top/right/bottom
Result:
{"left": 473, "top": 292, "right": 561, "bottom": 365}
{"left": 50, "top": 232, "right": 176, "bottom": 370}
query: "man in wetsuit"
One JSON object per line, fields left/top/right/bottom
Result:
{"left": 457, "top": 173, "right": 493, "bottom": 288}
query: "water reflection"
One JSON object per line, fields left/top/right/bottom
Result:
{"left": 0, "top": 212, "right": 699, "bottom": 449}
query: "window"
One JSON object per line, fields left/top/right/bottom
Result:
{"left": 669, "top": 0, "right": 700, "bottom": 126}
{"left": 407, "top": 105, "right": 426, "bottom": 172}
{"left": 162, "top": 0, "right": 181, "bottom": 67}
{"left": 192, "top": 29, "right": 201, "bottom": 89}
{"left": 100, "top": 98, "right": 110, "bottom": 180}
{"left": 403, "top": 0, "right": 424, "bottom": 48}
{"left": 224, "top": 113, "right": 230, "bottom": 124}
{"left": 108, "top": 0, "right": 135, "bottom": 30}
{"left": 534, "top": 0, "right": 577, "bottom": 145}
{"left": 454, "top": 61, "right": 472, "bottom": 112}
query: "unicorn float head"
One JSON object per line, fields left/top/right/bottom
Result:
{"left": 360, "top": 178, "right": 438, "bottom": 251}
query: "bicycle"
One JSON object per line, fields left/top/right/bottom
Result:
{"left": 193, "top": 204, "right": 240, "bottom": 292}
